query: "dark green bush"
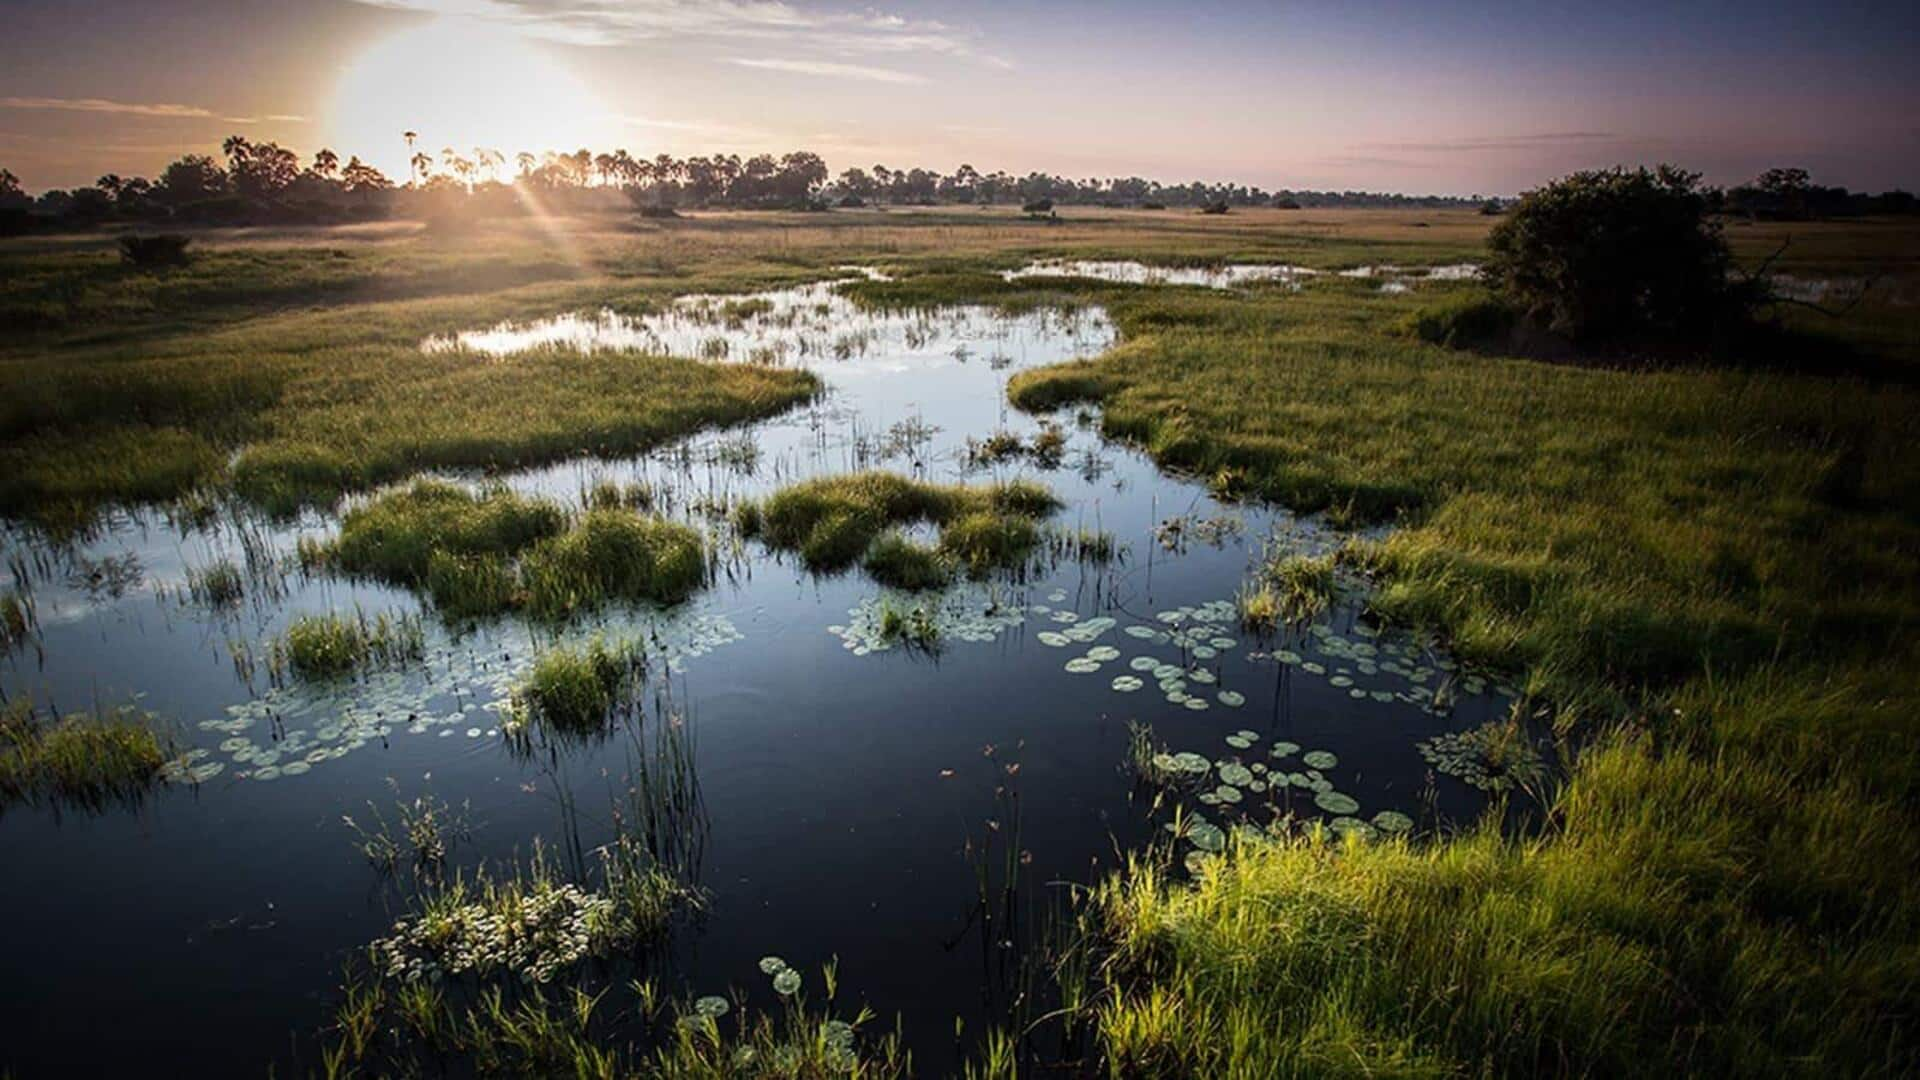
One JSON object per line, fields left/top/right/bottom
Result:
{"left": 1485, "top": 165, "right": 1746, "bottom": 341}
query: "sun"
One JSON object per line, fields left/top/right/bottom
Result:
{"left": 327, "top": 18, "right": 622, "bottom": 180}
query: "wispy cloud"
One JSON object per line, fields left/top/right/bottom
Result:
{"left": 1313, "top": 155, "right": 1435, "bottom": 170}
{"left": 728, "top": 57, "right": 925, "bottom": 84}
{"left": 348, "top": 0, "right": 1007, "bottom": 65}
{"left": 0, "top": 96, "right": 305, "bottom": 125}
{"left": 1360, "top": 132, "right": 1622, "bottom": 154}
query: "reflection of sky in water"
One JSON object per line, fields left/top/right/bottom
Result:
{"left": 999, "top": 258, "right": 1482, "bottom": 293}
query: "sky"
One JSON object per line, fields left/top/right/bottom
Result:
{"left": 3, "top": 0, "right": 1917, "bottom": 196}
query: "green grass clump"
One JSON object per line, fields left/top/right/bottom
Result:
{"left": 740, "top": 470, "right": 1060, "bottom": 579}
{"left": 0, "top": 700, "right": 170, "bottom": 812}
{"left": 273, "top": 609, "right": 426, "bottom": 681}
{"left": 423, "top": 551, "right": 517, "bottom": 620}
{"left": 328, "top": 480, "right": 567, "bottom": 584}
{"left": 1236, "top": 551, "right": 1338, "bottom": 631}
{"left": 876, "top": 599, "right": 942, "bottom": 651}
{"left": 863, "top": 533, "right": 954, "bottom": 591}
{"left": 519, "top": 509, "right": 707, "bottom": 620}
{"left": 318, "top": 484, "right": 707, "bottom": 620}
{"left": 185, "top": 560, "right": 245, "bottom": 608}
{"left": 938, "top": 511, "right": 1043, "bottom": 575}
{"left": 507, "top": 638, "right": 646, "bottom": 737}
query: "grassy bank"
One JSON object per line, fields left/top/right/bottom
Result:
{"left": 961, "top": 228, "right": 1920, "bottom": 1073}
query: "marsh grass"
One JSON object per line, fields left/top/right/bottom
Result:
{"left": 328, "top": 480, "right": 566, "bottom": 584}
{"left": 0, "top": 699, "right": 170, "bottom": 812}
{"left": 736, "top": 470, "right": 1061, "bottom": 582}
{"left": 519, "top": 509, "right": 708, "bottom": 620}
{"left": 863, "top": 532, "right": 954, "bottom": 591}
{"left": 506, "top": 637, "right": 647, "bottom": 738}
{"left": 327, "top": 956, "right": 905, "bottom": 1080}
{"left": 185, "top": 559, "right": 245, "bottom": 609}
{"left": 0, "top": 232, "right": 823, "bottom": 525}
{"left": 271, "top": 609, "right": 426, "bottom": 681}
{"left": 344, "top": 788, "right": 470, "bottom": 881}
{"left": 976, "top": 219, "right": 1920, "bottom": 1073}
{"left": 1042, "top": 524, "right": 1118, "bottom": 565}
{"left": 875, "top": 598, "right": 942, "bottom": 652}
{"left": 317, "top": 483, "right": 708, "bottom": 620}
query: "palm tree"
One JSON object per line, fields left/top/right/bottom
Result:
{"left": 474, "top": 148, "right": 504, "bottom": 184}
{"left": 410, "top": 152, "right": 433, "bottom": 185}
{"left": 403, "top": 130, "right": 419, "bottom": 185}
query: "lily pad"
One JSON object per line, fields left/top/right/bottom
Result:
{"left": 1372, "top": 810, "right": 1414, "bottom": 834}
{"left": 1186, "top": 822, "right": 1226, "bottom": 852}
{"left": 1314, "top": 790, "right": 1360, "bottom": 814}
{"left": 1302, "top": 750, "right": 1338, "bottom": 769}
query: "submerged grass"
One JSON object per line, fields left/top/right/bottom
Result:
{"left": 736, "top": 470, "right": 1061, "bottom": 582}
{"left": 0, "top": 699, "right": 171, "bottom": 812}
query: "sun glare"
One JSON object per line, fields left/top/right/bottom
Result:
{"left": 327, "top": 18, "right": 621, "bottom": 180}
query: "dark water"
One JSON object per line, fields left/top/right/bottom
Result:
{"left": 0, "top": 271, "right": 1517, "bottom": 1076}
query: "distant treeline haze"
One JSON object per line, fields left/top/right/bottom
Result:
{"left": 0, "top": 138, "right": 1912, "bottom": 229}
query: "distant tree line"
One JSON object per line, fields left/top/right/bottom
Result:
{"left": 0, "top": 137, "right": 1912, "bottom": 232}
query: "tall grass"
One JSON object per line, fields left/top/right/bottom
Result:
{"left": 271, "top": 609, "right": 426, "bottom": 681}
{"left": 505, "top": 637, "right": 647, "bottom": 738}
{"left": 0, "top": 699, "right": 171, "bottom": 812}
{"left": 327, "top": 479, "right": 566, "bottom": 584}
{"left": 984, "top": 221, "right": 1920, "bottom": 1073}
{"left": 519, "top": 509, "right": 708, "bottom": 620}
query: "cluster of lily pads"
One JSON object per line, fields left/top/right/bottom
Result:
{"left": 1252, "top": 620, "right": 1517, "bottom": 714}
{"left": 1150, "top": 729, "right": 1417, "bottom": 871}
{"left": 196, "top": 611, "right": 743, "bottom": 782}
{"left": 374, "top": 880, "right": 614, "bottom": 984}
{"left": 689, "top": 959, "right": 857, "bottom": 1071}
{"left": 1416, "top": 724, "right": 1548, "bottom": 792}
{"left": 828, "top": 585, "right": 1027, "bottom": 655}
{"left": 1044, "top": 599, "right": 1248, "bottom": 710}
